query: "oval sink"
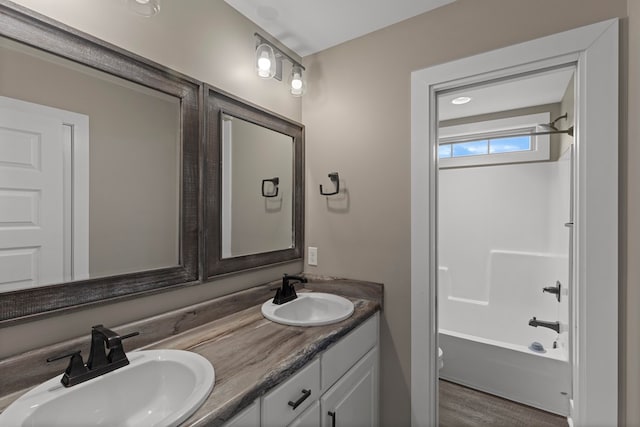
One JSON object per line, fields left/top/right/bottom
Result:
{"left": 262, "top": 292, "right": 354, "bottom": 326}
{"left": 0, "top": 349, "right": 214, "bottom": 427}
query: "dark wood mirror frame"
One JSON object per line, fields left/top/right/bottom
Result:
{"left": 204, "top": 86, "right": 304, "bottom": 278}
{"left": 0, "top": 2, "right": 201, "bottom": 324}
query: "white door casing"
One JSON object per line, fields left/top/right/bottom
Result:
{"left": 0, "top": 96, "right": 89, "bottom": 290}
{"left": 411, "top": 19, "right": 618, "bottom": 427}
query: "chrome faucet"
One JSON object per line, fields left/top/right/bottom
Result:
{"left": 528, "top": 317, "right": 560, "bottom": 334}
{"left": 47, "top": 325, "right": 139, "bottom": 387}
{"left": 272, "top": 274, "right": 308, "bottom": 305}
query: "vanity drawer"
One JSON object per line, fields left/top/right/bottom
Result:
{"left": 262, "top": 358, "right": 320, "bottom": 427}
{"left": 321, "top": 313, "right": 378, "bottom": 392}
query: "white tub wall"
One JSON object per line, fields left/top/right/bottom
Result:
{"left": 439, "top": 159, "right": 570, "bottom": 350}
{"left": 439, "top": 162, "right": 554, "bottom": 302}
{"left": 549, "top": 148, "right": 572, "bottom": 355}
{"left": 440, "top": 251, "right": 565, "bottom": 349}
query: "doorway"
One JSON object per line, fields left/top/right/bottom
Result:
{"left": 410, "top": 19, "right": 618, "bottom": 427}
{"left": 437, "top": 66, "right": 575, "bottom": 418}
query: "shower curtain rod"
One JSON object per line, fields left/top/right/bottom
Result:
{"left": 438, "top": 126, "right": 574, "bottom": 145}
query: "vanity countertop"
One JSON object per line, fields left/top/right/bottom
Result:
{"left": 153, "top": 291, "right": 379, "bottom": 425}
{"left": 0, "top": 277, "right": 382, "bottom": 426}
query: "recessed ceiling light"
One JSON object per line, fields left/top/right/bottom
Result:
{"left": 451, "top": 96, "right": 472, "bottom": 105}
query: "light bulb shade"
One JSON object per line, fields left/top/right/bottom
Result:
{"left": 127, "top": 0, "right": 160, "bottom": 17}
{"left": 288, "top": 65, "right": 306, "bottom": 97}
{"left": 256, "top": 43, "right": 276, "bottom": 79}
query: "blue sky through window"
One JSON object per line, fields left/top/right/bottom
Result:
{"left": 439, "top": 135, "right": 531, "bottom": 159}
{"left": 452, "top": 140, "right": 488, "bottom": 157}
{"left": 439, "top": 144, "right": 452, "bottom": 158}
{"left": 489, "top": 135, "right": 531, "bottom": 153}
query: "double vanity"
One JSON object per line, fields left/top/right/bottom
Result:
{"left": 0, "top": 278, "right": 382, "bottom": 426}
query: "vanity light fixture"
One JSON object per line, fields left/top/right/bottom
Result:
{"left": 127, "top": 0, "right": 160, "bottom": 17}
{"left": 451, "top": 96, "right": 472, "bottom": 105}
{"left": 255, "top": 33, "right": 306, "bottom": 96}
{"left": 289, "top": 65, "right": 306, "bottom": 97}
{"left": 256, "top": 43, "right": 277, "bottom": 79}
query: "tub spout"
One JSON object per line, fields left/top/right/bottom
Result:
{"left": 528, "top": 317, "right": 560, "bottom": 333}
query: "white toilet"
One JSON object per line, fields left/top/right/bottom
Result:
{"left": 438, "top": 347, "right": 444, "bottom": 370}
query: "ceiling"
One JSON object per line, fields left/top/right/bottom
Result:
{"left": 224, "top": 0, "right": 573, "bottom": 119}
{"left": 224, "top": 0, "right": 455, "bottom": 57}
{"left": 438, "top": 68, "right": 575, "bottom": 121}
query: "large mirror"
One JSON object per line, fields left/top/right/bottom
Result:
{"left": 206, "top": 87, "right": 304, "bottom": 277}
{"left": 0, "top": 3, "right": 200, "bottom": 323}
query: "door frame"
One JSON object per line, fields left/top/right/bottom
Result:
{"left": 410, "top": 19, "right": 618, "bottom": 426}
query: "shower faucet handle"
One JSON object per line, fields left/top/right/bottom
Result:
{"left": 542, "top": 281, "right": 561, "bottom": 302}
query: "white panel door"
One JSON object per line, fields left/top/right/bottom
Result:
{"left": 0, "top": 103, "right": 65, "bottom": 290}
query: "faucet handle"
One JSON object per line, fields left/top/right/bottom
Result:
{"left": 47, "top": 350, "right": 89, "bottom": 387}
{"left": 107, "top": 331, "right": 140, "bottom": 364}
{"left": 46, "top": 349, "right": 82, "bottom": 363}
{"left": 120, "top": 331, "right": 140, "bottom": 341}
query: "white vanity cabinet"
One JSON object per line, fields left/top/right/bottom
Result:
{"left": 222, "top": 313, "right": 379, "bottom": 427}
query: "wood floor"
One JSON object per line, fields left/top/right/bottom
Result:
{"left": 439, "top": 380, "right": 568, "bottom": 427}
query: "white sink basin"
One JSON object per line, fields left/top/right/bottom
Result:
{"left": 0, "top": 349, "right": 215, "bottom": 427}
{"left": 262, "top": 292, "right": 354, "bottom": 326}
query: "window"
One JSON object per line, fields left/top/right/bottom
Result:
{"left": 438, "top": 113, "right": 550, "bottom": 168}
{"left": 438, "top": 134, "right": 532, "bottom": 158}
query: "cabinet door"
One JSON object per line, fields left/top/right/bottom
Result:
{"left": 224, "top": 399, "right": 260, "bottom": 427}
{"left": 321, "top": 346, "right": 378, "bottom": 427}
{"left": 289, "top": 400, "right": 320, "bottom": 427}
{"left": 321, "top": 313, "right": 378, "bottom": 393}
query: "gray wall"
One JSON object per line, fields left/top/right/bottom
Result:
{"left": 301, "top": 0, "right": 633, "bottom": 425}
{"left": 559, "top": 75, "right": 575, "bottom": 157}
{"left": 622, "top": 1, "right": 639, "bottom": 423}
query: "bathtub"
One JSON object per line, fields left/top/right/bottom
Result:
{"left": 439, "top": 329, "right": 570, "bottom": 415}
{"left": 438, "top": 250, "right": 571, "bottom": 415}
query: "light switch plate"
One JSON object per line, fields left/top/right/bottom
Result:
{"left": 308, "top": 247, "right": 318, "bottom": 266}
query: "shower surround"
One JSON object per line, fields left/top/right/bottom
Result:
{"left": 438, "top": 151, "right": 571, "bottom": 415}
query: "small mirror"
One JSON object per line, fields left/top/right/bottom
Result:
{"left": 221, "top": 114, "right": 294, "bottom": 258}
{"left": 206, "top": 87, "right": 304, "bottom": 277}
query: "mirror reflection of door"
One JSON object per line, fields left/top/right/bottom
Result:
{"left": 0, "top": 96, "right": 89, "bottom": 291}
{"left": 221, "top": 114, "right": 294, "bottom": 258}
{"left": 437, "top": 66, "right": 575, "bottom": 426}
